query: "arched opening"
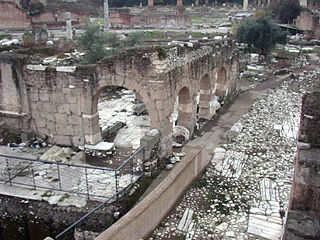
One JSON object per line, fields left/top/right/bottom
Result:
{"left": 216, "top": 67, "right": 227, "bottom": 97}
{"left": 172, "top": 87, "right": 193, "bottom": 146}
{"left": 88, "top": 85, "right": 150, "bottom": 167}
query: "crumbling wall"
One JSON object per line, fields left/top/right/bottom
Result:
{"left": 284, "top": 92, "right": 320, "bottom": 239}
{"left": 24, "top": 65, "right": 99, "bottom": 146}
{"left": 0, "top": 55, "right": 30, "bottom": 131}
{"left": 0, "top": 41, "right": 239, "bottom": 155}
{"left": 297, "top": 11, "right": 320, "bottom": 39}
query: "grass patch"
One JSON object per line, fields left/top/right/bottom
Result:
{"left": 58, "top": 193, "right": 70, "bottom": 202}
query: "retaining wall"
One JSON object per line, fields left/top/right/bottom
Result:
{"left": 95, "top": 144, "right": 209, "bottom": 240}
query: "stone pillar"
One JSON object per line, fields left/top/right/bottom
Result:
{"left": 205, "top": 0, "right": 209, "bottom": 5}
{"left": 257, "top": 0, "right": 261, "bottom": 6}
{"left": 104, "top": 0, "right": 109, "bottom": 30}
{"left": 66, "top": 12, "right": 72, "bottom": 41}
{"left": 195, "top": 0, "right": 199, "bottom": 6}
{"left": 243, "top": 0, "right": 248, "bottom": 10}
{"left": 267, "top": 0, "right": 271, "bottom": 6}
{"left": 177, "top": 0, "right": 183, "bottom": 6}
{"left": 148, "top": 0, "right": 154, "bottom": 7}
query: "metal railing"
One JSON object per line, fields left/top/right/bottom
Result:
{"left": 0, "top": 146, "right": 145, "bottom": 200}
{"left": 54, "top": 146, "right": 146, "bottom": 239}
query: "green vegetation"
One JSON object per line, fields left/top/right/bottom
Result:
{"left": 77, "top": 22, "right": 108, "bottom": 63}
{"left": 235, "top": 16, "right": 287, "bottom": 56}
{"left": 155, "top": 46, "right": 167, "bottom": 59}
{"left": 0, "top": 34, "right": 12, "bottom": 40}
{"left": 77, "top": 22, "right": 143, "bottom": 63}
{"left": 58, "top": 193, "right": 70, "bottom": 202}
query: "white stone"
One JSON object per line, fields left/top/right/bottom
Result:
{"left": 173, "top": 125, "right": 190, "bottom": 141}
{"left": 84, "top": 142, "right": 115, "bottom": 151}
{"left": 26, "top": 65, "right": 47, "bottom": 71}
{"left": 56, "top": 66, "right": 77, "bottom": 73}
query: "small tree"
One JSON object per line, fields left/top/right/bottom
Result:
{"left": 77, "top": 23, "right": 108, "bottom": 64}
{"left": 270, "top": 0, "right": 302, "bottom": 24}
{"left": 235, "top": 16, "right": 287, "bottom": 56}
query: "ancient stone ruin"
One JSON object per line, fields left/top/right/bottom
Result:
{"left": 0, "top": 40, "right": 240, "bottom": 157}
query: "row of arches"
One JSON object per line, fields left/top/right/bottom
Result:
{"left": 91, "top": 64, "right": 230, "bottom": 155}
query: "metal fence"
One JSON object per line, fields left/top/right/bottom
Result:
{"left": 0, "top": 146, "right": 145, "bottom": 200}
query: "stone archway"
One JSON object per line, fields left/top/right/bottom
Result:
{"left": 215, "top": 67, "right": 227, "bottom": 97}
{"left": 176, "top": 87, "right": 194, "bottom": 132}
{"left": 90, "top": 83, "right": 155, "bottom": 147}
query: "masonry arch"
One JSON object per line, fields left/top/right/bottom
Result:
{"left": 176, "top": 86, "right": 194, "bottom": 132}
{"left": 215, "top": 66, "right": 227, "bottom": 97}
{"left": 90, "top": 83, "right": 155, "bottom": 150}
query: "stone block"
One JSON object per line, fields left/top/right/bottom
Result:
{"left": 54, "top": 135, "right": 71, "bottom": 146}
{"left": 46, "top": 121, "right": 56, "bottom": 134}
{"left": 71, "top": 136, "right": 85, "bottom": 146}
{"left": 56, "top": 124, "right": 74, "bottom": 136}
{"left": 58, "top": 104, "right": 71, "bottom": 115}
{"left": 155, "top": 99, "right": 164, "bottom": 110}
{"left": 39, "top": 92, "right": 50, "bottom": 102}
{"left": 36, "top": 118, "right": 46, "bottom": 128}
{"left": 52, "top": 93, "right": 66, "bottom": 103}
{"left": 199, "top": 108, "right": 212, "bottom": 120}
{"left": 40, "top": 110, "right": 54, "bottom": 122}
{"left": 199, "top": 94, "right": 211, "bottom": 102}
{"left": 67, "top": 115, "right": 81, "bottom": 125}
{"left": 37, "top": 127, "right": 49, "bottom": 137}
{"left": 73, "top": 126, "right": 83, "bottom": 136}
{"left": 199, "top": 101, "right": 211, "bottom": 108}
{"left": 55, "top": 113, "right": 67, "bottom": 124}
{"left": 155, "top": 89, "right": 167, "bottom": 100}
{"left": 30, "top": 92, "right": 39, "bottom": 101}
{"left": 46, "top": 104, "right": 57, "bottom": 113}
{"left": 64, "top": 92, "right": 78, "bottom": 104}
{"left": 85, "top": 132, "right": 102, "bottom": 145}
{"left": 31, "top": 108, "right": 40, "bottom": 119}
{"left": 101, "top": 121, "right": 123, "bottom": 139}
{"left": 70, "top": 104, "right": 81, "bottom": 116}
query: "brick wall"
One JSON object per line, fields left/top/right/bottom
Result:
{"left": 0, "top": 1, "right": 31, "bottom": 29}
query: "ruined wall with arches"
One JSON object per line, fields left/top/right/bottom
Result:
{"left": 0, "top": 39, "right": 240, "bottom": 157}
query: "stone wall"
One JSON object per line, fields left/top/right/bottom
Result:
{"left": 297, "top": 11, "right": 320, "bottom": 40}
{"left": 0, "top": 40, "right": 239, "bottom": 157}
{"left": 0, "top": 1, "right": 31, "bottom": 30}
{"left": 284, "top": 92, "right": 320, "bottom": 239}
{"left": 0, "top": 56, "right": 30, "bottom": 130}
{"left": 95, "top": 144, "right": 208, "bottom": 240}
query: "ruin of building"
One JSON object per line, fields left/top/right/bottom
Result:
{"left": 297, "top": 10, "right": 320, "bottom": 39}
{"left": 0, "top": 40, "right": 240, "bottom": 157}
